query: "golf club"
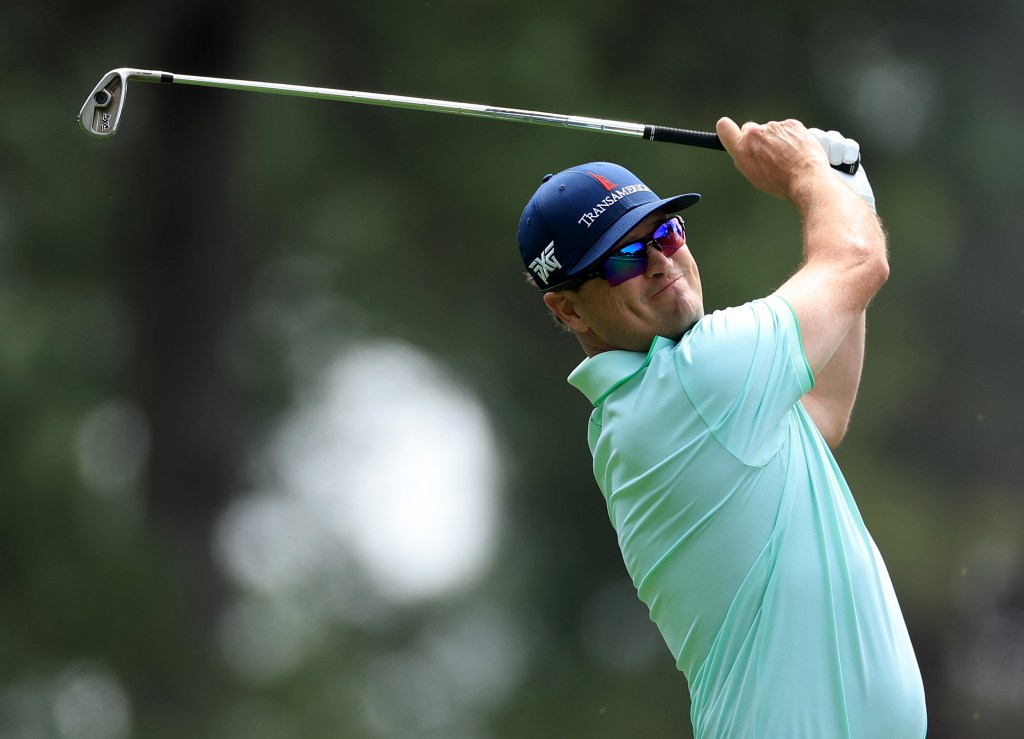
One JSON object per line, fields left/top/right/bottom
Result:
{"left": 77, "top": 68, "right": 858, "bottom": 174}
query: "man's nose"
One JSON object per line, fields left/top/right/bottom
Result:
{"left": 644, "top": 244, "right": 673, "bottom": 276}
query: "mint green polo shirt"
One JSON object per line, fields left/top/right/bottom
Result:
{"left": 568, "top": 296, "right": 926, "bottom": 739}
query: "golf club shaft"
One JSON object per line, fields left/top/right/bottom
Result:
{"left": 79, "top": 67, "right": 725, "bottom": 150}
{"left": 79, "top": 68, "right": 862, "bottom": 175}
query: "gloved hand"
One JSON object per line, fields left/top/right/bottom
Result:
{"left": 809, "top": 127, "right": 876, "bottom": 213}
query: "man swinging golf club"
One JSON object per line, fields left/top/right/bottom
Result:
{"left": 517, "top": 117, "right": 927, "bottom": 738}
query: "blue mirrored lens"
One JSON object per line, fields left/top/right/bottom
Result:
{"left": 616, "top": 242, "right": 647, "bottom": 258}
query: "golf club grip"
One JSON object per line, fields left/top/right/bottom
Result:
{"left": 643, "top": 125, "right": 725, "bottom": 151}
{"left": 641, "top": 124, "right": 861, "bottom": 174}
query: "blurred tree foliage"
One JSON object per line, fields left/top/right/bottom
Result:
{"left": 2, "top": 0, "right": 1023, "bottom": 737}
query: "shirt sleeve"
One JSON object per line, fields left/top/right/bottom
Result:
{"left": 672, "top": 296, "right": 814, "bottom": 465}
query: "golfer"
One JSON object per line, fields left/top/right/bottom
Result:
{"left": 517, "top": 118, "right": 927, "bottom": 738}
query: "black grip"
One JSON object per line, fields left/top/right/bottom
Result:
{"left": 643, "top": 124, "right": 861, "bottom": 175}
{"left": 644, "top": 125, "right": 724, "bottom": 151}
{"left": 831, "top": 159, "right": 860, "bottom": 175}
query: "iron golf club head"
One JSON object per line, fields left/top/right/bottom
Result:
{"left": 78, "top": 69, "right": 129, "bottom": 137}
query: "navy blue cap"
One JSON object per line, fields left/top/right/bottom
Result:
{"left": 517, "top": 162, "right": 700, "bottom": 290}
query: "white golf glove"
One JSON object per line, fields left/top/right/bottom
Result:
{"left": 809, "top": 127, "right": 876, "bottom": 213}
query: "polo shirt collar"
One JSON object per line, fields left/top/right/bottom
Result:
{"left": 567, "top": 336, "right": 675, "bottom": 406}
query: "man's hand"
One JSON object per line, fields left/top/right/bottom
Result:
{"left": 717, "top": 118, "right": 877, "bottom": 214}
{"left": 808, "top": 128, "right": 860, "bottom": 170}
{"left": 715, "top": 117, "right": 834, "bottom": 202}
{"left": 809, "top": 128, "right": 876, "bottom": 213}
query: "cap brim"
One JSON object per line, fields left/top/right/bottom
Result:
{"left": 564, "top": 193, "right": 700, "bottom": 280}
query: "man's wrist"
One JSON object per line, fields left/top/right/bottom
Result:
{"left": 786, "top": 167, "right": 845, "bottom": 213}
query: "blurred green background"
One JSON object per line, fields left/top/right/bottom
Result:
{"left": 2, "top": 0, "right": 1023, "bottom": 737}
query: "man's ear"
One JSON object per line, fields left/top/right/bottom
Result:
{"left": 543, "top": 290, "right": 590, "bottom": 332}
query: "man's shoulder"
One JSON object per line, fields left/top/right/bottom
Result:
{"left": 688, "top": 296, "right": 794, "bottom": 336}
{"left": 672, "top": 295, "right": 811, "bottom": 409}
{"left": 678, "top": 297, "right": 796, "bottom": 360}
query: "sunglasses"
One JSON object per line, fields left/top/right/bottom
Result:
{"left": 574, "top": 216, "right": 687, "bottom": 288}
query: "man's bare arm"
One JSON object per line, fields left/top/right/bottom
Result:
{"left": 801, "top": 311, "right": 866, "bottom": 447}
{"left": 716, "top": 118, "right": 888, "bottom": 447}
